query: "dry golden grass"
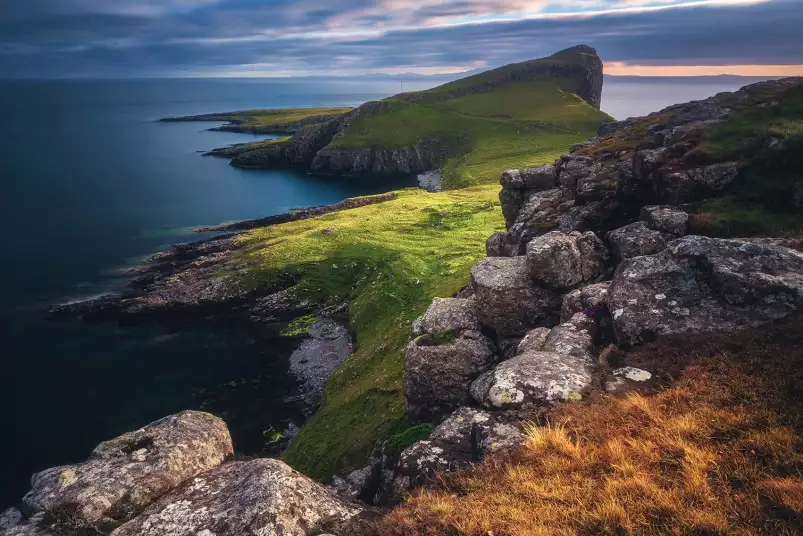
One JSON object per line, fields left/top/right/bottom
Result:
{"left": 377, "top": 318, "right": 803, "bottom": 536}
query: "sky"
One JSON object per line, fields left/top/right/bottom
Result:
{"left": 1, "top": 0, "right": 802, "bottom": 78}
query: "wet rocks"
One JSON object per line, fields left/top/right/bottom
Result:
{"left": 609, "top": 236, "right": 803, "bottom": 346}
{"left": 471, "top": 257, "right": 561, "bottom": 336}
{"left": 22, "top": 411, "right": 233, "bottom": 532}
{"left": 526, "top": 231, "right": 607, "bottom": 291}
{"left": 111, "top": 459, "right": 362, "bottom": 536}
{"left": 606, "top": 222, "right": 670, "bottom": 263}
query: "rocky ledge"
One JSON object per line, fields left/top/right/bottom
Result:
{"left": 1, "top": 412, "right": 364, "bottom": 536}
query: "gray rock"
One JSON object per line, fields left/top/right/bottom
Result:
{"left": 111, "top": 459, "right": 362, "bottom": 536}
{"left": 687, "top": 162, "right": 741, "bottom": 191}
{"left": 23, "top": 411, "right": 233, "bottom": 532}
{"left": 557, "top": 155, "right": 596, "bottom": 194}
{"left": 0, "top": 508, "right": 22, "bottom": 533}
{"left": 542, "top": 313, "right": 596, "bottom": 360}
{"left": 486, "top": 232, "right": 518, "bottom": 257}
{"left": 609, "top": 235, "right": 803, "bottom": 346}
{"left": 606, "top": 222, "right": 670, "bottom": 263}
{"left": 500, "top": 165, "right": 556, "bottom": 190}
{"left": 605, "top": 367, "right": 654, "bottom": 393}
{"left": 414, "top": 297, "right": 480, "bottom": 336}
{"left": 517, "top": 327, "right": 550, "bottom": 355}
{"left": 391, "top": 407, "right": 523, "bottom": 498}
{"left": 2, "top": 515, "right": 52, "bottom": 536}
{"left": 330, "top": 466, "right": 372, "bottom": 500}
{"left": 471, "top": 256, "right": 561, "bottom": 336}
{"left": 404, "top": 330, "right": 497, "bottom": 422}
{"left": 560, "top": 282, "right": 611, "bottom": 322}
{"left": 640, "top": 205, "right": 689, "bottom": 236}
{"left": 526, "top": 231, "right": 607, "bottom": 291}
{"left": 471, "top": 350, "right": 593, "bottom": 409}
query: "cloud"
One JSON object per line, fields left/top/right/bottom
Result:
{"left": 0, "top": 0, "right": 800, "bottom": 77}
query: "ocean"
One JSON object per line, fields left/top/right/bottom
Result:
{"left": 0, "top": 75, "right": 758, "bottom": 507}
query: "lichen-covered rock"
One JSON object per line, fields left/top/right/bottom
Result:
{"left": 526, "top": 231, "right": 607, "bottom": 291}
{"left": 605, "top": 367, "right": 654, "bottom": 393}
{"left": 542, "top": 313, "right": 596, "bottom": 360}
{"left": 609, "top": 235, "right": 803, "bottom": 346}
{"left": 470, "top": 350, "right": 593, "bottom": 409}
{"left": 640, "top": 205, "right": 689, "bottom": 236}
{"left": 561, "top": 282, "right": 611, "bottom": 322}
{"left": 22, "top": 411, "right": 233, "bottom": 532}
{"left": 471, "top": 256, "right": 561, "bottom": 336}
{"left": 111, "top": 459, "right": 362, "bottom": 536}
{"left": 0, "top": 508, "right": 23, "bottom": 533}
{"left": 606, "top": 222, "right": 670, "bottom": 263}
{"left": 404, "top": 330, "right": 497, "bottom": 422}
{"left": 391, "top": 407, "right": 523, "bottom": 498}
{"left": 411, "top": 297, "right": 480, "bottom": 337}
{"left": 500, "top": 165, "right": 556, "bottom": 190}
{"left": 2, "top": 515, "right": 52, "bottom": 536}
{"left": 486, "top": 231, "right": 519, "bottom": 257}
{"left": 331, "top": 466, "right": 372, "bottom": 501}
{"left": 517, "top": 327, "right": 551, "bottom": 355}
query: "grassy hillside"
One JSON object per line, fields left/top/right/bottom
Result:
{"left": 332, "top": 80, "right": 609, "bottom": 188}
{"left": 222, "top": 186, "right": 505, "bottom": 478}
{"left": 223, "top": 107, "right": 351, "bottom": 127}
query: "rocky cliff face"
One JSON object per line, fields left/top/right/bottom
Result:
{"left": 208, "top": 45, "right": 604, "bottom": 178}
{"left": 355, "top": 77, "right": 803, "bottom": 506}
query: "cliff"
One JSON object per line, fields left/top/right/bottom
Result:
{"left": 195, "top": 45, "right": 609, "bottom": 188}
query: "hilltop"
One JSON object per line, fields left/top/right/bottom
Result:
{"left": 172, "top": 46, "right": 610, "bottom": 189}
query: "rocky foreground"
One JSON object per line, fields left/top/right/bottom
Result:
{"left": 6, "top": 78, "right": 803, "bottom": 535}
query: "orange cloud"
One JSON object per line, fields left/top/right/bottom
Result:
{"left": 607, "top": 62, "right": 803, "bottom": 76}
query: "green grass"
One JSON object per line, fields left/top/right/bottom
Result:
{"left": 222, "top": 186, "right": 505, "bottom": 479}
{"left": 228, "top": 107, "right": 351, "bottom": 127}
{"left": 330, "top": 81, "right": 610, "bottom": 189}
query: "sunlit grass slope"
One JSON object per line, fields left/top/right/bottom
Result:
{"left": 224, "top": 186, "right": 505, "bottom": 478}
{"left": 330, "top": 80, "right": 609, "bottom": 189}
{"left": 226, "top": 107, "right": 352, "bottom": 127}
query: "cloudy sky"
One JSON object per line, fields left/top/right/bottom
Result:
{"left": 1, "top": 0, "right": 802, "bottom": 78}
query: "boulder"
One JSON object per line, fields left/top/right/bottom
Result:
{"left": 331, "top": 466, "right": 372, "bottom": 501}
{"left": 391, "top": 407, "right": 523, "bottom": 498}
{"left": 411, "top": 297, "right": 480, "bottom": 337}
{"left": 486, "top": 232, "right": 518, "bottom": 257}
{"left": 640, "top": 205, "right": 688, "bottom": 236}
{"left": 516, "top": 327, "right": 550, "bottom": 355}
{"left": 605, "top": 367, "right": 654, "bottom": 393}
{"left": 542, "top": 313, "right": 596, "bottom": 360}
{"left": 22, "top": 411, "right": 232, "bottom": 532}
{"left": 404, "top": 330, "right": 497, "bottom": 422}
{"left": 606, "top": 222, "right": 670, "bottom": 263}
{"left": 499, "top": 165, "right": 556, "bottom": 190}
{"left": 471, "top": 350, "right": 594, "bottom": 409}
{"left": 526, "top": 231, "right": 607, "bottom": 291}
{"left": 0, "top": 509, "right": 22, "bottom": 533}
{"left": 111, "top": 459, "right": 362, "bottom": 536}
{"left": 561, "top": 282, "right": 611, "bottom": 322}
{"left": 2, "top": 515, "right": 52, "bottom": 536}
{"left": 609, "top": 236, "right": 803, "bottom": 346}
{"left": 471, "top": 257, "right": 561, "bottom": 336}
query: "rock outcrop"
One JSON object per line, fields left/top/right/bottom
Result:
{"left": 22, "top": 411, "right": 232, "bottom": 533}
{"left": 609, "top": 236, "right": 803, "bottom": 346}
{"left": 111, "top": 459, "right": 362, "bottom": 536}
{"left": 6, "top": 413, "right": 361, "bottom": 536}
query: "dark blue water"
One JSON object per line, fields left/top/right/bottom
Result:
{"left": 0, "top": 78, "right": 440, "bottom": 508}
